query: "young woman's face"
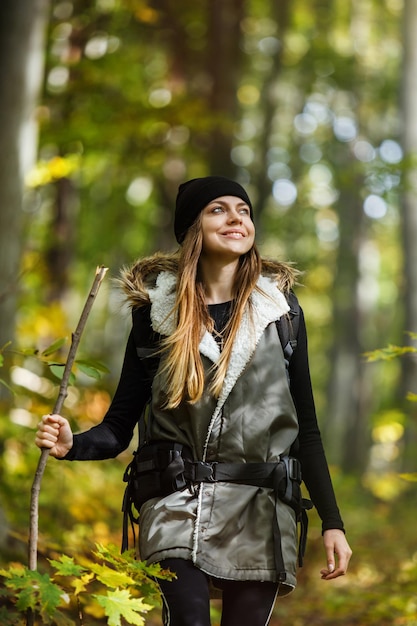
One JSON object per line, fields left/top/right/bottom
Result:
{"left": 200, "top": 195, "right": 255, "bottom": 261}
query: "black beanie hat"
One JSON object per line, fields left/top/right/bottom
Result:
{"left": 174, "top": 176, "right": 253, "bottom": 244}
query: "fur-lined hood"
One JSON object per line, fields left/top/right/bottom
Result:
{"left": 119, "top": 252, "right": 300, "bottom": 310}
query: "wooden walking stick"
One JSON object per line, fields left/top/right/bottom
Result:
{"left": 28, "top": 266, "right": 108, "bottom": 581}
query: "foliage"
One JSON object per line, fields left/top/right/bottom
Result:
{"left": 2, "top": 468, "right": 417, "bottom": 625}
{"left": 268, "top": 477, "right": 417, "bottom": 626}
{"left": 1, "top": 336, "right": 109, "bottom": 389}
{"left": 0, "top": 343, "right": 13, "bottom": 393}
{"left": 1, "top": 1, "right": 417, "bottom": 624}
{"left": 2, "top": 0, "right": 410, "bottom": 470}
{"left": 0, "top": 543, "right": 173, "bottom": 626}
{"left": 364, "top": 342, "right": 417, "bottom": 364}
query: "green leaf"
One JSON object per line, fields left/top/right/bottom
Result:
{"left": 19, "top": 347, "right": 40, "bottom": 356}
{"left": 49, "top": 554, "right": 87, "bottom": 577}
{"left": 0, "top": 605, "right": 19, "bottom": 626}
{"left": 49, "top": 364, "right": 76, "bottom": 385}
{"left": 89, "top": 563, "right": 135, "bottom": 588}
{"left": 76, "top": 358, "right": 110, "bottom": 374}
{"left": 41, "top": 337, "right": 68, "bottom": 357}
{"left": 93, "top": 543, "right": 138, "bottom": 571}
{"left": 76, "top": 362, "right": 102, "bottom": 380}
{"left": 1, "top": 567, "right": 63, "bottom": 617}
{"left": 363, "top": 345, "right": 416, "bottom": 362}
{"left": 93, "top": 544, "right": 174, "bottom": 582}
{"left": 94, "top": 589, "right": 153, "bottom": 626}
{"left": 0, "top": 563, "right": 34, "bottom": 581}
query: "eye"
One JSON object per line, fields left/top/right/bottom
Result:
{"left": 211, "top": 205, "right": 224, "bottom": 213}
{"left": 239, "top": 206, "right": 250, "bottom": 215}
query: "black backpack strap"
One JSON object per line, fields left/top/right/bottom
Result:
{"left": 121, "top": 310, "right": 160, "bottom": 552}
{"left": 276, "top": 291, "right": 300, "bottom": 367}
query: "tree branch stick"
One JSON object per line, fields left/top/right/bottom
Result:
{"left": 28, "top": 266, "right": 108, "bottom": 573}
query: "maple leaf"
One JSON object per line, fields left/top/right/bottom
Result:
{"left": 71, "top": 572, "right": 95, "bottom": 595}
{"left": 363, "top": 344, "right": 416, "bottom": 362}
{"left": 49, "top": 554, "right": 87, "bottom": 577}
{"left": 2, "top": 569, "right": 63, "bottom": 618}
{"left": 89, "top": 563, "right": 135, "bottom": 588}
{"left": 94, "top": 589, "right": 153, "bottom": 626}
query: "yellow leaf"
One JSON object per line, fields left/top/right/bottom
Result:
{"left": 25, "top": 155, "right": 81, "bottom": 188}
{"left": 89, "top": 563, "right": 135, "bottom": 588}
{"left": 399, "top": 473, "right": 417, "bottom": 483}
{"left": 71, "top": 572, "right": 95, "bottom": 595}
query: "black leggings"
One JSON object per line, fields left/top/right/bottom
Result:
{"left": 158, "top": 558, "right": 279, "bottom": 626}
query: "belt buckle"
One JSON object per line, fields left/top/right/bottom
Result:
{"left": 288, "top": 457, "right": 301, "bottom": 482}
{"left": 196, "top": 461, "right": 217, "bottom": 482}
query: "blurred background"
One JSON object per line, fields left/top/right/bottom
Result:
{"left": 0, "top": 0, "right": 416, "bottom": 624}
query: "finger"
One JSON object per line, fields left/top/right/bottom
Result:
{"left": 36, "top": 425, "right": 59, "bottom": 440}
{"left": 35, "top": 434, "right": 55, "bottom": 449}
{"left": 38, "top": 428, "right": 59, "bottom": 442}
{"left": 321, "top": 566, "right": 345, "bottom": 580}
{"left": 42, "top": 413, "right": 64, "bottom": 426}
{"left": 324, "top": 546, "right": 336, "bottom": 575}
{"left": 38, "top": 418, "right": 60, "bottom": 430}
{"left": 320, "top": 551, "right": 351, "bottom": 580}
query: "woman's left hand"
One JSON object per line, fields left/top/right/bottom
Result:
{"left": 320, "top": 529, "right": 352, "bottom": 580}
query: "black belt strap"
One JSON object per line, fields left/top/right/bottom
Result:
{"left": 183, "top": 460, "right": 285, "bottom": 486}
{"left": 123, "top": 453, "right": 312, "bottom": 576}
{"left": 182, "top": 458, "right": 309, "bottom": 577}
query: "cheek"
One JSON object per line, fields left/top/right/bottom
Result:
{"left": 201, "top": 229, "right": 215, "bottom": 252}
{"left": 247, "top": 222, "right": 256, "bottom": 244}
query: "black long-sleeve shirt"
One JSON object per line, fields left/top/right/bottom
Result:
{"left": 65, "top": 302, "right": 344, "bottom": 533}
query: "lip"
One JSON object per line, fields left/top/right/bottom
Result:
{"left": 221, "top": 230, "right": 246, "bottom": 238}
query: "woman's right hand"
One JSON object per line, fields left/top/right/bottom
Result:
{"left": 35, "top": 414, "right": 74, "bottom": 458}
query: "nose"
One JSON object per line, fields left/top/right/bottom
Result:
{"left": 227, "top": 208, "right": 242, "bottom": 223}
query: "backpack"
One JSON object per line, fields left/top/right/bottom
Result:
{"left": 276, "top": 291, "right": 300, "bottom": 372}
{"left": 121, "top": 294, "right": 302, "bottom": 552}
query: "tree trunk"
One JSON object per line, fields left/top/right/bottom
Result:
{"left": 45, "top": 177, "right": 77, "bottom": 302}
{"left": 322, "top": 174, "right": 373, "bottom": 473}
{"left": 252, "top": 0, "right": 292, "bottom": 227}
{"left": 0, "top": 0, "right": 50, "bottom": 393}
{"left": 399, "top": 0, "right": 417, "bottom": 470}
{"left": 319, "top": 1, "right": 375, "bottom": 474}
{"left": 205, "top": 0, "right": 245, "bottom": 177}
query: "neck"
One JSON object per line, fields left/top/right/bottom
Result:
{"left": 199, "top": 258, "right": 238, "bottom": 304}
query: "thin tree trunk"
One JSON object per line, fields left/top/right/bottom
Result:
{"left": 319, "top": 1, "right": 375, "bottom": 473}
{"left": 0, "top": 0, "right": 50, "bottom": 392}
{"left": 251, "top": 0, "right": 292, "bottom": 227}
{"left": 45, "top": 177, "right": 77, "bottom": 302}
{"left": 323, "top": 177, "right": 372, "bottom": 473}
{"left": 399, "top": 0, "right": 417, "bottom": 470}
{"left": 206, "top": 0, "right": 245, "bottom": 177}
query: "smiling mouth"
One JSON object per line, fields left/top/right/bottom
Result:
{"left": 222, "top": 232, "right": 245, "bottom": 238}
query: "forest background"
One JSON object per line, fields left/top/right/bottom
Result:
{"left": 1, "top": 0, "right": 417, "bottom": 624}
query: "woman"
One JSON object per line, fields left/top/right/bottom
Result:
{"left": 36, "top": 176, "right": 352, "bottom": 626}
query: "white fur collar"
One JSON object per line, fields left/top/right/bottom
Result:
{"left": 148, "top": 271, "right": 290, "bottom": 460}
{"left": 148, "top": 270, "right": 289, "bottom": 396}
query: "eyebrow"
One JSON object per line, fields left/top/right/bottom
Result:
{"left": 206, "top": 199, "right": 249, "bottom": 207}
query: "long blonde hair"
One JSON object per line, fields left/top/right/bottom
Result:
{"left": 122, "top": 216, "right": 299, "bottom": 410}
{"left": 160, "top": 214, "right": 264, "bottom": 408}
